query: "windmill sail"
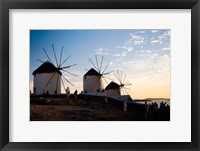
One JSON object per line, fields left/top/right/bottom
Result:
{"left": 33, "top": 44, "right": 77, "bottom": 95}
{"left": 83, "top": 55, "right": 113, "bottom": 93}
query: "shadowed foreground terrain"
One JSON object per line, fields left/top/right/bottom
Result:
{"left": 30, "top": 95, "right": 170, "bottom": 121}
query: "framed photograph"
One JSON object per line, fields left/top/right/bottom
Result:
{"left": 0, "top": 0, "right": 199, "bottom": 150}
{"left": 29, "top": 29, "right": 170, "bottom": 122}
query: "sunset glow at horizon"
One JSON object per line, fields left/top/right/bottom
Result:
{"left": 30, "top": 29, "right": 170, "bottom": 99}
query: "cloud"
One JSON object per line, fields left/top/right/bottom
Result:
{"left": 109, "top": 61, "right": 114, "bottom": 66}
{"left": 130, "top": 33, "right": 145, "bottom": 45}
{"left": 116, "top": 45, "right": 133, "bottom": 52}
{"left": 114, "top": 30, "right": 170, "bottom": 86}
{"left": 151, "top": 30, "right": 170, "bottom": 45}
{"left": 162, "top": 47, "right": 170, "bottom": 51}
{"left": 111, "top": 30, "right": 170, "bottom": 98}
{"left": 114, "top": 53, "right": 126, "bottom": 57}
{"left": 151, "top": 30, "right": 159, "bottom": 33}
{"left": 122, "top": 61, "right": 146, "bottom": 71}
{"left": 151, "top": 39, "right": 160, "bottom": 44}
{"left": 127, "top": 47, "right": 133, "bottom": 52}
{"left": 150, "top": 37, "right": 163, "bottom": 44}
{"left": 114, "top": 50, "right": 127, "bottom": 57}
{"left": 94, "top": 48, "right": 110, "bottom": 55}
{"left": 122, "top": 51, "right": 170, "bottom": 76}
{"left": 164, "top": 30, "right": 171, "bottom": 36}
{"left": 146, "top": 50, "right": 152, "bottom": 53}
{"left": 115, "top": 32, "right": 146, "bottom": 56}
{"left": 140, "top": 30, "right": 146, "bottom": 34}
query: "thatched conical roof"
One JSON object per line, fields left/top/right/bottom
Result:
{"left": 32, "top": 61, "right": 61, "bottom": 75}
{"left": 84, "top": 68, "right": 99, "bottom": 76}
{"left": 105, "top": 81, "right": 120, "bottom": 90}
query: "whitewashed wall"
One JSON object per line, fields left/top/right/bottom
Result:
{"left": 83, "top": 75, "right": 103, "bottom": 93}
{"left": 33, "top": 73, "right": 61, "bottom": 95}
{"left": 106, "top": 89, "right": 120, "bottom": 97}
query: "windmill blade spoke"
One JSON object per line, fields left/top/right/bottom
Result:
{"left": 56, "top": 74, "right": 60, "bottom": 93}
{"left": 103, "top": 71, "right": 113, "bottom": 75}
{"left": 102, "top": 75, "right": 113, "bottom": 81}
{"left": 60, "top": 55, "right": 71, "bottom": 67}
{"left": 45, "top": 72, "right": 56, "bottom": 88}
{"left": 37, "top": 59, "right": 45, "bottom": 63}
{"left": 59, "top": 46, "right": 63, "bottom": 67}
{"left": 123, "top": 87, "right": 129, "bottom": 95}
{"left": 89, "top": 58, "right": 98, "bottom": 71}
{"left": 123, "top": 74, "right": 127, "bottom": 84}
{"left": 124, "top": 86, "right": 130, "bottom": 90}
{"left": 62, "top": 75, "right": 74, "bottom": 86}
{"left": 102, "top": 61, "right": 110, "bottom": 74}
{"left": 99, "top": 56, "right": 104, "bottom": 73}
{"left": 62, "top": 69, "right": 78, "bottom": 76}
{"left": 117, "top": 70, "right": 121, "bottom": 83}
{"left": 102, "top": 76, "right": 108, "bottom": 85}
{"left": 120, "top": 71, "right": 123, "bottom": 83}
{"left": 85, "top": 68, "right": 89, "bottom": 71}
{"left": 124, "top": 81, "right": 129, "bottom": 84}
{"left": 61, "top": 64, "right": 77, "bottom": 69}
{"left": 43, "top": 48, "right": 53, "bottom": 63}
{"left": 61, "top": 76, "right": 66, "bottom": 91}
{"left": 121, "top": 88, "right": 125, "bottom": 95}
{"left": 95, "top": 55, "right": 100, "bottom": 72}
{"left": 52, "top": 44, "right": 59, "bottom": 67}
{"left": 114, "top": 74, "right": 121, "bottom": 83}
{"left": 124, "top": 83, "right": 132, "bottom": 86}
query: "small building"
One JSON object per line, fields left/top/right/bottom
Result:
{"left": 105, "top": 81, "right": 120, "bottom": 96}
{"left": 83, "top": 68, "right": 103, "bottom": 93}
{"left": 32, "top": 61, "right": 61, "bottom": 95}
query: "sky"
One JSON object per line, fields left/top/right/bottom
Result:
{"left": 30, "top": 29, "right": 170, "bottom": 99}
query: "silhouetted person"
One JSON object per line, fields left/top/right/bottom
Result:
{"left": 34, "top": 88, "right": 36, "bottom": 95}
{"left": 144, "top": 101, "right": 149, "bottom": 118}
{"left": 54, "top": 90, "right": 57, "bottom": 96}
{"left": 65, "top": 87, "right": 70, "bottom": 101}
{"left": 74, "top": 90, "right": 78, "bottom": 100}
{"left": 104, "top": 97, "right": 109, "bottom": 112}
{"left": 123, "top": 100, "right": 127, "bottom": 112}
{"left": 45, "top": 91, "right": 50, "bottom": 103}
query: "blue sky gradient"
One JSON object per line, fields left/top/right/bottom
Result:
{"left": 30, "top": 29, "right": 170, "bottom": 99}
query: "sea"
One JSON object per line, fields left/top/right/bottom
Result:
{"left": 136, "top": 99, "right": 170, "bottom": 107}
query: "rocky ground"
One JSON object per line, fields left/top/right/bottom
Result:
{"left": 30, "top": 96, "right": 170, "bottom": 121}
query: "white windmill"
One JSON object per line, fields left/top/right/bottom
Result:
{"left": 105, "top": 70, "right": 132, "bottom": 96}
{"left": 32, "top": 44, "right": 77, "bottom": 95}
{"left": 83, "top": 55, "right": 112, "bottom": 93}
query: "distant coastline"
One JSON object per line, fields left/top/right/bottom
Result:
{"left": 134, "top": 98, "right": 170, "bottom": 102}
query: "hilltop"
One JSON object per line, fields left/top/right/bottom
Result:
{"left": 30, "top": 95, "right": 170, "bottom": 121}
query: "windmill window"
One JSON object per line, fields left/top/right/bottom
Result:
{"left": 85, "top": 77, "right": 87, "bottom": 79}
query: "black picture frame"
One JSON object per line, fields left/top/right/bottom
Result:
{"left": 0, "top": 0, "right": 199, "bottom": 150}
